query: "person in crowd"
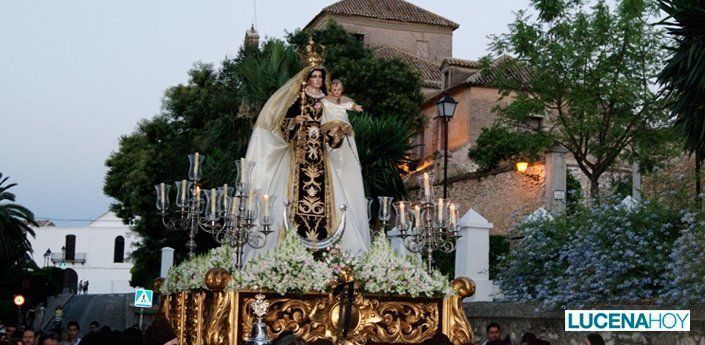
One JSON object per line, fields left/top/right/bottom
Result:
{"left": 143, "top": 314, "right": 175, "bottom": 345}
{"left": 0, "top": 329, "right": 6, "bottom": 342}
{"left": 53, "top": 306, "right": 63, "bottom": 332}
{"left": 83, "top": 281, "right": 89, "bottom": 294}
{"left": 584, "top": 333, "right": 605, "bottom": 345}
{"left": 59, "top": 321, "right": 80, "bottom": 345}
{"left": 422, "top": 333, "right": 453, "bottom": 345}
{"left": 38, "top": 333, "right": 58, "bottom": 345}
{"left": 521, "top": 332, "right": 551, "bottom": 345}
{"left": 482, "top": 322, "right": 503, "bottom": 345}
{"left": 5, "top": 325, "right": 16, "bottom": 341}
{"left": 88, "top": 322, "right": 99, "bottom": 334}
{"left": 20, "top": 329, "right": 34, "bottom": 345}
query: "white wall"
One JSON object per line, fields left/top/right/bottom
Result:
{"left": 27, "top": 212, "right": 140, "bottom": 294}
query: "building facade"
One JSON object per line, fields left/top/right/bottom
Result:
{"left": 28, "top": 212, "right": 140, "bottom": 294}
{"left": 305, "top": 0, "right": 564, "bottom": 233}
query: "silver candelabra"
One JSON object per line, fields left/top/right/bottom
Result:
{"left": 156, "top": 154, "right": 275, "bottom": 269}
{"left": 369, "top": 171, "right": 461, "bottom": 271}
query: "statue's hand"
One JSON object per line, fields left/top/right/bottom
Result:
{"left": 293, "top": 114, "right": 309, "bottom": 124}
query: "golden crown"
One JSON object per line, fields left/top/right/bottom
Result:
{"left": 299, "top": 34, "right": 326, "bottom": 68}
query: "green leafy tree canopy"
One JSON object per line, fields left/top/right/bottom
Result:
{"left": 487, "top": 0, "right": 667, "bottom": 196}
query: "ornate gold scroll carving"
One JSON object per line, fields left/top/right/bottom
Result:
{"left": 204, "top": 268, "right": 232, "bottom": 345}
{"left": 442, "top": 277, "right": 476, "bottom": 345}
{"left": 160, "top": 270, "right": 477, "bottom": 345}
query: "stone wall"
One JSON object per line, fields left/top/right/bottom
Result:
{"left": 466, "top": 302, "right": 705, "bottom": 345}
{"left": 308, "top": 16, "right": 453, "bottom": 64}
{"left": 642, "top": 154, "right": 702, "bottom": 205}
{"left": 407, "top": 162, "right": 545, "bottom": 235}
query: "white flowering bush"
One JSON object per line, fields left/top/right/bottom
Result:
{"left": 662, "top": 211, "right": 705, "bottom": 305}
{"left": 354, "top": 235, "right": 452, "bottom": 297}
{"left": 240, "top": 229, "right": 335, "bottom": 295}
{"left": 499, "top": 199, "right": 686, "bottom": 308}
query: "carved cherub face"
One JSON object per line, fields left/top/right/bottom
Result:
{"left": 331, "top": 82, "right": 343, "bottom": 98}
{"left": 307, "top": 70, "right": 324, "bottom": 90}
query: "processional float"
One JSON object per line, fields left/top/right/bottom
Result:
{"left": 155, "top": 153, "right": 474, "bottom": 345}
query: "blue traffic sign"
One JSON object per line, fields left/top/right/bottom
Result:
{"left": 134, "top": 288, "right": 153, "bottom": 308}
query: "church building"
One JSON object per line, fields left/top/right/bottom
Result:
{"left": 28, "top": 212, "right": 140, "bottom": 294}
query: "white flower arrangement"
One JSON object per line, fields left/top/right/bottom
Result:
{"left": 354, "top": 235, "right": 452, "bottom": 297}
{"left": 162, "top": 245, "right": 240, "bottom": 295}
{"left": 239, "top": 229, "right": 335, "bottom": 295}
{"left": 163, "top": 231, "right": 452, "bottom": 298}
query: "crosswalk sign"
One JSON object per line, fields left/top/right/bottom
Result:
{"left": 59, "top": 262, "right": 67, "bottom": 270}
{"left": 134, "top": 288, "right": 153, "bottom": 308}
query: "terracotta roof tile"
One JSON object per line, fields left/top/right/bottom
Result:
{"left": 464, "top": 55, "right": 531, "bottom": 86}
{"left": 373, "top": 47, "right": 442, "bottom": 88}
{"left": 309, "top": 0, "right": 459, "bottom": 29}
{"left": 443, "top": 58, "right": 482, "bottom": 69}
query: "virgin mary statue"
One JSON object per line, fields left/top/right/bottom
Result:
{"left": 243, "top": 38, "right": 370, "bottom": 260}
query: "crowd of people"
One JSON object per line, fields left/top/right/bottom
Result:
{"left": 479, "top": 322, "right": 606, "bottom": 345}
{"left": 0, "top": 316, "right": 178, "bottom": 345}
{"left": 1, "top": 316, "right": 609, "bottom": 345}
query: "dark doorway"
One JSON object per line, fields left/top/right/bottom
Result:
{"left": 63, "top": 268, "right": 78, "bottom": 294}
{"left": 65, "top": 235, "right": 76, "bottom": 261}
{"left": 114, "top": 236, "right": 125, "bottom": 263}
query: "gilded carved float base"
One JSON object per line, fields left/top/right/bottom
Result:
{"left": 157, "top": 270, "right": 475, "bottom": 345}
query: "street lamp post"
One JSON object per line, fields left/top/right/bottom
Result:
{"left": 436, "top": 94, "right": 458, "bottom": 199}
{"left": 43, "top": 249, "right": 51, "bottom": 268}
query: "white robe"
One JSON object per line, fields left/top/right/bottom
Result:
{"left": 243, "top": 93, "right": 370, "bottom": 261}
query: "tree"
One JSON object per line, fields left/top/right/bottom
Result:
{"left": 0, "top": 173, "right": 36, "bottom": 268}
{"left": 105, "top": 62, "right": 245, "bottom": 287}
{"left": 657, "top": 0, "right": 705, "bottom": 203}
{"left": 487, "top": 0, "right": 666, "bottom": 196}
{"left": 351, "top": 113, "right": 415, "bottom": 198}
{"left": 288, "top": 22, "right": 425, "bottom": 127}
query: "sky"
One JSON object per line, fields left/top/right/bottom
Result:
{"left": 0, "top": 0, "right": 530, "bottom": 226}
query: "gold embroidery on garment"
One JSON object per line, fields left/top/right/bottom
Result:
{"left": 283, "top": 91, "right": 334, "bottom": 241}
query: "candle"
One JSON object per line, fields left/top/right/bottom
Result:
{"left": 223, "top": 183, "right": 228, "bottom": 196}
{"left": 262, "top": 194, "right": 270, "bottom": 219}
{"left": 423, "top": 172, "right": 431, "bottom": 200}
{"left": 449, "top": 202, "right": 457, "bottom": 226}
{"left": 246, "top": 189, "right": 254, "bottom": 213}
{"left": 230, "top": 196, "right": 239, "bottom": 216}
{"left": 414, "top": 204, "right": 422, "bottom": 229}
{"left": 210, "top": 188, "right": 216, "bottom": 214}
{"left": 195, "top": 186, "right": 201, "bottom": 202}
{"left": 240, "top": 158, "right": 247, "bottom": 186}
{"left": 399, "top": 202, "right": 406, "bottom": 225}
{"left": 180, "top": 180, "right": 187, "bottom": 204}
{"left": 160, "top": 183, "right": 166, "bottom": 209}
{"left": 437, "top": 198, "right": 445, "bottom": 223}
{"left": 193, "top": 152, "right": 200, "bottom": 176}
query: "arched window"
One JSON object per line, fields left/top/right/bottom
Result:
{"left": 65, "top": 235, "right": 76, "bottom": 261}
{"left": 114, "top": 236, "right": 125, "bottom": 263}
